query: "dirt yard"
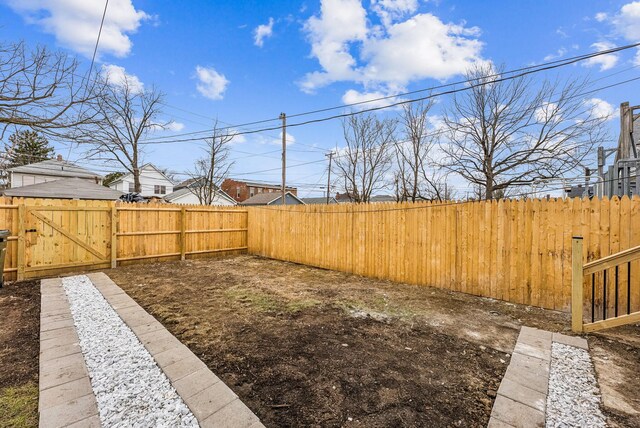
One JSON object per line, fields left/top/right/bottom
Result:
{"left": 0, "top": 280, "right": 39, "bottom": 428}
{"left": 0, "top": 255, "right": 637, "bottom": 427}
{"left": 107, "top": 255, "right": 579, "bottom": 427}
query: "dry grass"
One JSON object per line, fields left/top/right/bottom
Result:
{"left": 0, "top": 383, "right": 38, "bottom": 428}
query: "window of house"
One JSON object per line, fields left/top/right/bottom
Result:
{"left": 128, "top": 182, "right": 135, "bottom": 192}
{"left": 154, "top": 185, "right": 166, "bottom": 194}
{"left": 236, "top": 187, "right": 241, "bottom": 198}
{"left": 249, "top": 187, "right": 255, "bottom": 197}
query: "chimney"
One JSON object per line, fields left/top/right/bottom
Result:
{"left": 56, "top": 154, "right": 63, "bottom": 161}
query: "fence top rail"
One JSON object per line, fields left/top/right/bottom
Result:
{"left": 25, "top": 205, "right": 112, "bottom": 212}
{"left": 116, "top": 207, "right": 182, "bottom": 212}
{"left": 583, "top": 244, "right": 640, "bottom": 275}
{"left": 185, "top": 208, "right": 248, "bottom": 213}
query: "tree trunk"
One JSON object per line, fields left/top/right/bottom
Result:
{"left": 133, "top": 168, "right": 141, "bottom": 193}
{"left": 485, "top": 179, "right": 493, "bottom": 200}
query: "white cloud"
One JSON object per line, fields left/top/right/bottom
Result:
{"left": 612, "top": 1, "right": 640, "bottom": 41}
{"left": 586, "top": 98, "right": 617, "bottom": 120}
{"left": 301, "top": 0, "right": 368, "bottom": 92}
{"left": 6, "top": 0, "right": 149, "bottom": 58}
{"left": 371, "top": 0, "right": 418, "bottom": 27}
{"left": 581, "top": 41, "right": 619, "bottom": 71}
{"left": 100, "top": 64, "right": 144, "bottom": 92}
{"left": 194, "top": 66, "right": 229, "bottom": 100}
{"left": 535, "top": 102, "right": 559, "bottom": 123}
{"left": 254, "top": 17, "right": 274, "bottom": 47}
{"left": 149, "top": 121, "right": 184, "bottom": 133}
{"left": 300, "top": 0, "right": 485, "bottom": 97}
{"left": 252, "top": 131, "right": 295, "bottom": 146}
{"left": 166, "top": 121, "right": 185, "bottom": 132}
{"left": 543, "top": 47, "right": 567, "bottom": 61}
{"left": 595, "top": 12, "right": 608, "bottom": 22}
{"left": 341, "top": 89, "right": 400, "bottom": 109}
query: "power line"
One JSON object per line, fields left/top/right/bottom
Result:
{"left": 66, "top": 0, "right": 109, "bottom": 162}
{"left": 139, "top": 69, "right": 640, "bottom": 147}
{"left": 139, "top": 41, "right": 640, "bottom": 143}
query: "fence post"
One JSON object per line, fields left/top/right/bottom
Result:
{"left": 180, "top": 207, "right": 186, "bottom": 261}
{"left": 111, "top": 206, "right": 118, "bottom": 269}
{"left": 16, "top": 203, "right": 25, "bottom": 281}
{"left": 572, "top": 236, "right": 584, "bottom": 332}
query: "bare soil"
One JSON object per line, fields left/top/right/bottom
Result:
{"left": 106, "top": 255, "right": 575, "bottom": 427}
{"left": 0, "top": 280, "right": 39, "bottom": 427}
{"left": 589, "top": 326, "right": 640, "bottom": 428}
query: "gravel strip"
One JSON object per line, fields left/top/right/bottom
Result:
{"left": 62, "top": 275, "right": 198, "bottom": 427}
{"left": 546, "top": 342, "right": 606, "bottom": 428}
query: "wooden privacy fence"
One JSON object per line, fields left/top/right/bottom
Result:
{"left": 248, "top": 196, "right": 640, "bottom": 313}
{"left": 0, "top": 197, "right": 247, "bottom": 281}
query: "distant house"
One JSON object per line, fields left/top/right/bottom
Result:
{"left": 240, "top": 192, "right": 305, "bottom": 206}
{"left": 335, "top": 192, "right": 353, "bottom": 203}
{"left": 301, "top": 196, "right": 338, "bottom": 205}
{"left": 164, "top": 178, "right": 236, "bottom": 206}
{"left": 370, "top": 195, "right": 396, "bottom": 203}
{"left": 2, "top": 178, "right": 123, "bottom": 200}
{"left": 221, "top": 178, "right": 297, "bottom": 203}
{"left": 7, "top": 155, "right": 103, "bottom": 188}
{"left": 108, "top": 163, "right": 174, "bottom": 197}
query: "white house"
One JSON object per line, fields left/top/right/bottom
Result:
{"left": 108, "top": 163, "right": 174, "bottom": 197}
{"left": 7, "top": 156, "right": 103, "bottom": 188}
{"left": 164, "top": 178, "right": 236, "bottom": 206}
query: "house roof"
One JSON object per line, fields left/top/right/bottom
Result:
{"left": 109, "top": 163, "right": 174, "bottom": 185}
{"left": 370, "top": 195, "right": 396, "bottom": 203}
{"left": 174, "top": 177, "right": 199, "bottom": 190}
{"left": 8, "top": 159, "right": 103, "bottom": 179}
{"left": 164, "top": 186, "right": 236, "bottom": 205}
{"left": 240, "top": 191, "right": 305, "bottom": 206}
{"left": 301, "top": 197, "right": 338, "bottom": 204}
{"left": 2, "top": 178, "right": 124, "bottom": 200}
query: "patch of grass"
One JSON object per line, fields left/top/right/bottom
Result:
{"left": 0, "top": 382, "right": 38, "bottom": 428}
{"left": 285, "top": 298, "right": 321, "bottom": 313}
{"left": 336, "top": 297, "right": 417, "bottom": 319}
{"left": 224, "top": 288, "right": 281, "bottom": 312}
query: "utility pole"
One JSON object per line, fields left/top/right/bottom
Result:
{"left": 280, "top": 112, "right": 286, "bottom": 205}
{"left": 325, "top": 151, "right": 334, "bottom": 204}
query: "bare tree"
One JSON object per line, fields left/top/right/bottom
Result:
{"left": 333, "top": 114, "right": 396, "bottom": 203}
{"left": 393, "top": 99, "right": 451, "bottom": 202}
{"left": 0, "top": 41, "right": 102, "bottom": 137}
{"left": 441, "top": 64, "right": 608, "bottom": 199}
{"left": 186, "top": 122, "right": 235, "bottom": 205}
{"left": 79, "top": 74, "right": 167, "bottom": 193}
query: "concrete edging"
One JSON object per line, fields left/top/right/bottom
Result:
{"left": 39, "top": 278, "right": 100, "bottom": 427}
{"left": 39, "top": 273, "right": 264, "bottom": 428}
{"left": 85, "top": 272, "right": 264, "bottom": 428}
{"left": 487, "top": 326, "right": 588, "bottom": 428}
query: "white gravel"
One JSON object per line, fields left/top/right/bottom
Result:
{"left": 546, "top": 342, "right": 607, "bottom": 428}
{"left": 62, "top": 275, "right": 199, "bottom": 427}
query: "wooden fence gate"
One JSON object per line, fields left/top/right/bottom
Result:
{"left": 21, "top": 205, "right": 112, "bottom": 279}
{"left": 1, "top": 197, "right": 248, "bottom": 282}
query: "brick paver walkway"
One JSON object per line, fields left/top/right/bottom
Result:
{"left": 39, "top": 273, "right": 264, "bottom": 428}
{"left": 487, "top": 326, "right": 588, "bottom": 428}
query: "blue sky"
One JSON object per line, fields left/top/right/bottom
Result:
{"left": 2, "top": 0, "right": 640, "bottom": 197}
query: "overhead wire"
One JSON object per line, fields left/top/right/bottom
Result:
{"left": 139, "top": 41, "right": 640, "bottom": 143}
